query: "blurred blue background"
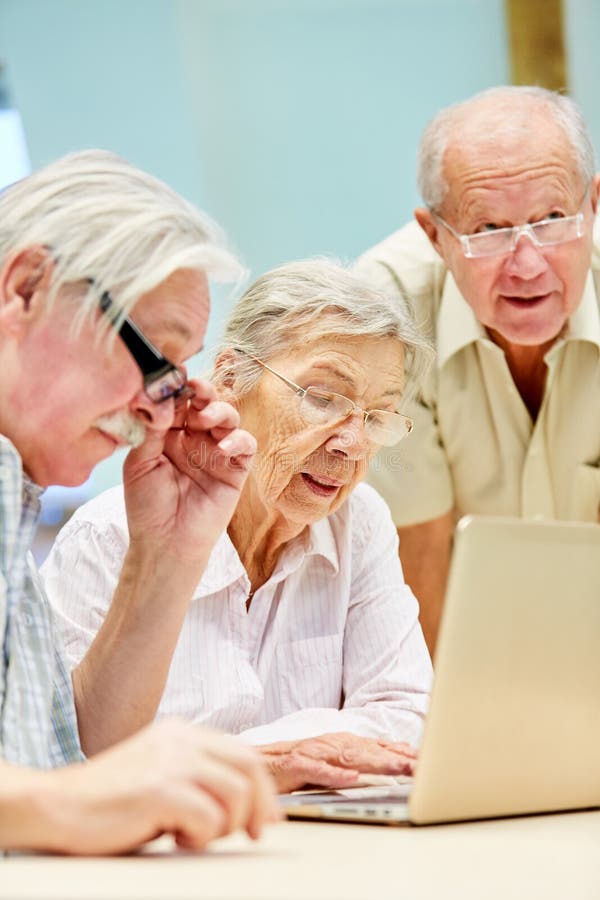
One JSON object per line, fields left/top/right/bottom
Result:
{"left": 1, "top": 0, "right": 599, "bottom": 507}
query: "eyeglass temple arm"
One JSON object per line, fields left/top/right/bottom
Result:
{"left": 99, "top": 290, "right": 173, "bottom": 379}
{"left": 238, "top": 351, "right": 306, "bottom": 397}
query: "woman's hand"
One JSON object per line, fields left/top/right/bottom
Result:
{"left": 257, "top": 732, "right": 417, "bottom": 794}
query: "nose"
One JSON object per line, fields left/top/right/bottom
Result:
{"left": 129, "top": 387, "right": 175, "bottom": 431}
{"left": 324, "top": 412, "right": 370, "bottom": 460}
{"left": 502, "top": 231, "right": 549, "bottom": 280}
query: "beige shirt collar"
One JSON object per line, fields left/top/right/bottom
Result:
{"left": 437, "top": 268, "right": 600, "bottom": 370}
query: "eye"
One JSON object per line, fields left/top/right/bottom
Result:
{"left": 546, "top": 210, "right": 565, "bottom": 220}
{"left": 476, "top": 222, "right": 501, "bottom": 233}
{"left": 366, "top": 410, "right": 390, "bottom": 427}
{"left": 305, "top": 389, "right": 336, "bottom": 409}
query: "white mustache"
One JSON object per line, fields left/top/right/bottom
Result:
{"left": 93, "top": 411, "right": 146, "bottom": 449}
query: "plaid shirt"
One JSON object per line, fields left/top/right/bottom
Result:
{"left": 0, "top": 435, "right": 82, "bottom": 768}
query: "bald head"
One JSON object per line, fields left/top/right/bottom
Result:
{"left": 417, "top": 86, "right": 595, "bottom": 211}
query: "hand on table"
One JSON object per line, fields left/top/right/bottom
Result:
{"left": 33, "top": 721, "right": 279, "bottom": 856}
{"left": 123, "top": 378, "right": 256, "bottom": 563}
{"left": 258, "top": 732, "right": 417, "bottom": 794}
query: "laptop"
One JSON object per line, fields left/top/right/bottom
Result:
{"left": 283, "top": 515, "right": 600, "bottom": 825}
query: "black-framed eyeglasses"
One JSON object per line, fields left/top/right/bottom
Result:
{"left": 99, "top": 291, "right": 194, "bottom": 404}
{"left": 245, "top": 354, "right": 413, "bottom": 447}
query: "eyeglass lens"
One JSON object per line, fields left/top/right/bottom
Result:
{"left": 299, "top": 388, "right": 410, "bottom": 446}
{"left": 465, "top": 214, "right": 583, "bottom": 257}
{"left": 145, "top": 369, "right": 191, "bottom": 403}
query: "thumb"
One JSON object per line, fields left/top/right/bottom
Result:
{"left": 123, "top": 426, "right": 170, "bottom": 483}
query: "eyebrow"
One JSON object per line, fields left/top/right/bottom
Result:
{"left": 307, "top": 362, "right": 404, "bottom": 398}
{"left": 307, "top": 362, "right": 356, "bottom": 387}
{"left": 150, "top": 318, "right": 196, "bottom": 343}
{"left": 145, "top": 318, "right": 205, "bottom": 359}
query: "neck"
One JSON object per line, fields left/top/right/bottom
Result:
{"left": 228, "top": 481, "right": 307, "bottom": 593}
{"left": 487, "top": 328, "right": 556, "bottom": 420}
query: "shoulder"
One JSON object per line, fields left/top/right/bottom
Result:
{"left": 354, "top": 220, "right": 447, "bottom": 336}
{"left": 52, "top": 484, "right": 128, "bottom": 551}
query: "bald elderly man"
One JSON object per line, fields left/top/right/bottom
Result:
{"left": 356, "top": 86, "right": 600, "bottom": 655}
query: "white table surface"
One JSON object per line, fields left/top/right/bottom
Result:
{"left": 3, "top": 811, "right": 600, "bottom": 900}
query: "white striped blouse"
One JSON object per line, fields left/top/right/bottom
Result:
{"left": 41, "top": 482, "right": 432, "bottom": 747}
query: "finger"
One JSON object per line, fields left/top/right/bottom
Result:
{"left": 257, "top": 740, "right": 296, "bottom": 754}
{"left": 170, "top": 379, "right": 218, "bottom": 431}
{"left": 378, "top": 741, "right": 418, "bottom": 759}
{"left": 216, "top": 429, "right": 257, "bottom": 458}
{"left": 188, "top": 378, "right": 218, "bottom": 408}
{"left": 186, "top": 400, "right": 240, "bottom": 435}
{"left": 199, "top": 733, "right": 280, "bottom": 838}
{"left": 338, "top": 744, "right": 415, "bottom": 775}
{"left": 124, "top": 426, "right": 174, "bottom": 480}
{"left": 267, "top": 752, "right": 360, "bottom": 794}
{"left": 190, "top": 756, "right": 253, "bottom": 836}
{"left": 197, "top": 758, "right": 273, "bottom": 840}
{"left": 157, "top": 784, "right": 227, "bottom": 850}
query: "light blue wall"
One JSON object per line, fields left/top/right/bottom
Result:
{"left": 6, "top": 0, "right": 598, "bottom": 496}
{"left": 176, "top": 0, "right": 508, "bottom": 272}
{"left": 566, "top": 0, "right": 600, "bottom": 165}
{"left": 0, "top": 0, "right": 202, "bottom": 197}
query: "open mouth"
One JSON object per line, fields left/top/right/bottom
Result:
{"left": 501, "top": 292, "right": 552, "bottom": 308}
{"left": 301, "top": 473, "right": 343, "bottom": 496}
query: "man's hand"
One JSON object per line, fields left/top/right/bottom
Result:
{"left": 72, "top": 379, "right": 257, "bottom": 754}
{"left": 20, "top": 721, "right": 279, "bottom": 856}
{"left": 258, "top": 732, "right": 417, "bottom": 794}
{"left": 124, "top": 378, "right": 257, "bottom": 563}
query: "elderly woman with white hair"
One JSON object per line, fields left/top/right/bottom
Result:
{"left": 42, "top": 258, "right": 433, "bottom": 791}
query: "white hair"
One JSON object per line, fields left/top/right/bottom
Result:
{"left": 0, "top": 149, "right": 243, "bottom": 329}
{"left": 417, "top": 85, "right": 596, "bottom": 210}
{"left": 214, "top": 258, "right": 432, "bottom": 399}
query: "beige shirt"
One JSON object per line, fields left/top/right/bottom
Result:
{"left": 355, "top": 219, "right": 600, "bottom": 526}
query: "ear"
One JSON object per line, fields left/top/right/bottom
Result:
{"left": 589, "top": 173, "right": 600, "bottom": 215}
{"left": 213, "top": 348, "right": 241, "bottom": 404}
{"left": 0, "top": 246, "right": 54, "bottom": 340}
{"left": 414, "top": 207, "right": 445, "bottom": 257}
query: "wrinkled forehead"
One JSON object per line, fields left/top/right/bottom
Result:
{"left": 442, "top": 104, "right": 582, "bottom": 198}
{"left": 270, "top": 333, "right": 407, "bottom": 387}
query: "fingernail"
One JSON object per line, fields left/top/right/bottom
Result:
{"left": 218, "top": 437, "right": 234, "bottom": 452}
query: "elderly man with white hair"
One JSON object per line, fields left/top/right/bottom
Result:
{"left": 355, "top": 85, "right": 600, "bottom": 655}
{"left": 0, "top": 150, "right": 280, "bottom": 854}
{"left": 42, "top": 258, "right": 433, "bottom": 793}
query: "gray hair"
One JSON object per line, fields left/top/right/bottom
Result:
{"left": 417, "top": 85, "right": 596, "bottom": 210}
{"left": 214, "top": 258, "right": 432, "bottom": 400}
{"left": 0, "top": 149, "right": 243, "bottom": 330}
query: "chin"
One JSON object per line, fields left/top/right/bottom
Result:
{"left": 495, "top": 310, "right": 568, "bottom": 348}
{"left": 29, "top": 455, "right": 101, "bottom": 489}
{"left": 502, "top": 323, "right": 565, "bottom": 347}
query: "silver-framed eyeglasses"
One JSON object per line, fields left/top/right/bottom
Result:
{"left": 433, "top": 207, "right": 586, "bottom": 259}
{"left": 246, "top": 355, "right": 413, "bottom": 447}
